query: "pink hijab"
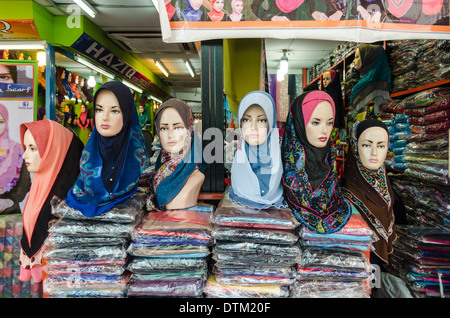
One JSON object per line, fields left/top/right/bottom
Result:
{"left": 20, "top": 120, "right": 73, "bottom": 244}
{"left": 0, "top": 104, "right": 23, "bottom": 194}
{"left": 275, "top": 0, "right": 304, "bottom": 13}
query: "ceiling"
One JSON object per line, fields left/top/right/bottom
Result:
{"left": 33, "top": 0, "right": 343, "bottom": 102}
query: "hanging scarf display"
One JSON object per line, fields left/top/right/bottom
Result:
{"left": 62, "top": 70, "right": 74, "bottom": 100}
{"left": 341, "top": 119, "right": 397, "bottom": 263}
{"left": 349, "top": 44, "right": 392, "bottom": 114}
{"left": 65, "top": 81, "right": 148, "bottom": 217}
{"left": 138, "top": 103, "right": 149, "bottom": 130}
{"left": 18, "top": 120, "right": 83, "bottom": 282}
{"left": 323, "top": 70, "right": 345, "bottom": 129}
{"left": 76, "top": 104, "right": 91, "bottom": 130}
{"left": 229, "top": 91, "right": 285, "bottom": 209}
{"left": 0, "top": 104, "right": 23, "bottom": 195}
{"left": 281, "top": 91, "right": 351, "bottom": 234}
{"left": 151, "top": 99, "right": 204, "bottom": 209}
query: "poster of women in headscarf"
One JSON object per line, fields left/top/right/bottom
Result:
{"left": 158, "top": 0, "right": 450, "bottom": 43}
{"left": 0, "top": 60, "right": 35, "bottom": 214}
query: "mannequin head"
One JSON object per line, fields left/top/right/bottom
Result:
{"left": 241, "top": 104, "right": 269, "bottom": 146}
{"left": 80, "top": 104, "right": 86, "bottom": 113}
{"left": 353, "top": 48, "right": 362, "bottom": 70}
{"left": 94, "top": 89, "right": 123, "bottom": 137}
{"left": 22, "top": 129, "right": 41, "bottom": 173}
{"left": 158, "top": 107, "right": 188, "bottom": 154}
{"left": 139, "top": 104, "right": 145, "bottom": 115}
{"left": 357, "top": 126, "right": 388, "bottom": 170}
{"left": 322, "top": 71, "right": 332, "bottom": 88}
{"left": 305, "top": 101, "right": 334, "bottom": 148}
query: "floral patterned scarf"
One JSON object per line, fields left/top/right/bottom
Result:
{"left": 281, "top": 92, "right": 351, "bottom": 234}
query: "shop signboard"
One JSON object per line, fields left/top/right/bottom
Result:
{"left": 71, "top": 33, "right": 170, "bottom": 98}
{"left": 157, "top": 0, "right": 450, "bottom": 43}
{"left": 0, "top": 60, "right": 37, "bottom": 142}
{"left": 0, "top": 19, "right": 40, "bottom": 40}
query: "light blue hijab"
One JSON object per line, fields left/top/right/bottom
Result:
{"left": 229, "top": 91, "right": 286, "bottom": 209}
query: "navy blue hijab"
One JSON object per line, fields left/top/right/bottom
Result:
{"left": 65, "top": 81, "right": 148, "bottom": 217}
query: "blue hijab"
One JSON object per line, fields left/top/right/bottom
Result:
{"left": 65, "top": 81, "right": 148, "bottom": 217}
{"left": 229, "top": 91, "right": 285, "bottom": 209}
{"left": 182, "top": 0, "right": 204, "bottom": 21}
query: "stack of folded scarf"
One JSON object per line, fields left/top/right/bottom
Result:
{"left": 390, "top": 225, "right": 450, "bottom": 298}
{"left": 0, "top": 215, "right": 41, "bottom": 298}
{"left": 292, "top": 212, "right": 374, "bottom": 298}
{"left": 204, "top": 190, "right": 300, "bottom": 298}
{"left": 126, "top": 204, "right": 214, "bottom": 297}
{"left": 390, "top": 175, "right": 450, "bottom": 231}
{"left": 41, "top": 193, "right": 146, "bottom": 298}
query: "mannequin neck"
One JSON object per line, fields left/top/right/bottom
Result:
{"left": 164, "top": 169, "right": 205, "bottom": 210}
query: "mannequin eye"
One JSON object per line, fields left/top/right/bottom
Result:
{"left": 361, "top": 144, "right": 371, "bottom": 148}
{"left": 327, "top": 121, "right": 333, "bottom": 126}
{"left": 242, "top": 118, "right": 250, "bottom": 123}
{"left": 258, "top": 118, "right": 267, "bottom": 123}
{"left": 378, "top": 145, "right": 386, "bottom": 149}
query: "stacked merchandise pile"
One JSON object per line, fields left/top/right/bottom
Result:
{"left": 126, "top": 204, "right": 214, "bottom": 297}
{"left": 400, "top": 88, "right": 450, "bottom": 185}
{"left": 0, "top": 215, "right": 41, "bottom": 298}
{"left": 42, "top": 193, "right": 146, "bottom": 298}
{"left": 388, "top": 40, "right": 450, "bottom": 93}
{"left": 204, "top": 190, "right": 300, "bottom": 298}
{"left": 379, "top": 111, "right": 411, "bottom": 171}
{"left": 390, "top": 226, "right": 450, "bottom": 298}
{"left": 292, "top": 212, "right": 374, "bottom": 298}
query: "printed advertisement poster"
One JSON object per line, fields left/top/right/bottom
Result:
{"left": 158, "top": 0, "right": 450, "bottom": 43}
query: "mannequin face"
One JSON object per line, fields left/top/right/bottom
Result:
{"left": 159, "top": 107, "right": 188, "bottom": 154}
{"left": 322, "top": 71, "right": 332, "bottom": 88}
{"left": 357, "top": 127, "right": 388, "bottom": 170}
{"left": 81, "top": 104, "right": 86, "bottom": 113}
{"left": 0, "top": 64, "right": 14, "bottom": 83}
{"left": 213, "top": 0, "right": 224, "bottom": 11}
{"left": 95, "top": 90, "right": 123, "bottom": 137}
{"left": 353, "top": 48, "right": 362, "bottom": 70}
{"left": 64, "top": 104, "right": 70, "bottom": 112}
{"left": 139, "top": 105, "right": 144, "bottom": 114}
{"left": 241, "top": 105, "right": 269, "bottom": 146}
{"left": 0, "top": 113, "right": 5, "bottom": 136}
{"left": 305, "top": 101, "right": 334, "bottom": 148}
{"left": 190, "top": 0, "right": 202, "bottom": 10}
{"left": 23, "top": 130, "right": 41, "bottom": 173}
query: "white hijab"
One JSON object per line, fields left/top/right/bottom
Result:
{"left": 229, "top": 91, "right": 285, "bottom": 209}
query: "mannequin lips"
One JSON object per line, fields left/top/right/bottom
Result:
{"left": 318, "top": 137, "right": 328, "bottom": 142}
{"left": 101, "top": 124, "right": 110, "bottom": 129}
{"left": 369, "top": 158, "right": 379, "bottom": 163}
{"left": 25, "top": 162, "right": 30, "bottom": 167}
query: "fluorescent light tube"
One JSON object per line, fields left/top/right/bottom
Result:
{"left": 75, "top": 54, "right": 115, "bottom": 79}
{"left": 155, "top": 59, "right": 169, "bottom": 77}
{"left": 0, "top": 41, "right": 46, "bottom": 50}
{"left": 123, "top": 79, "right": 143, "bottom": 93}
{"left": 73, "top": 0, "right": 97, "bottom": 18}
{"left": 149, "top": 95, "right": 163, "bottom": 103}
{"left": 185, "top": 60, "right": 195, "bottom": 77}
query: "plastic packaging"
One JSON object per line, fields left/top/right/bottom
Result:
{"left": 204, "top": 275, "right": 290, "bottom": 298}
{"left": 51, "top": 193, "right": 146, "bottom": 224}
{"left": 291, "top": 279, "right": 370, "bottom": 298}
{"left": 212, "top": 226, "right": 298, "bottom": 245}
